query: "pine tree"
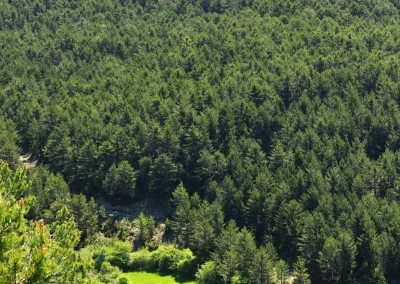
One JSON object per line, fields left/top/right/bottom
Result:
{"left": 213, "top": 220, "right": 241, "bottom": 283}
{"left": 293, "top": 257, "right": 311, "bottom": 284}
{"left": 370, "top": 266, "right": 387, "bottom": 284}
{"left": 318, "top": 237, "right": 341, "bottom": 282}
{"left": 249, "top": 246, "right": 274, "bottom": 284}
{"left": 276, "top": 260, "right": 289, "bottom": 284}
{"left": 172, "top": 183, "right": 196, "bottom": 248}
{"left": 0, "top": 162, "right": 88, "bottom": 283}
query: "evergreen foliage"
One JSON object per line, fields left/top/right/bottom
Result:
{"left": 0, "top": 162, "right": 88, "bottom": 283}
{"left": 1, "top": 0, "right": 400, "bottom": 282}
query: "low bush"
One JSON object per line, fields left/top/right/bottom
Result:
{"left": 99, "top": 261, "right": 122, "bottom": 283}
{"left": 129, "top": 244, "right": 196, "bottom": 277}
{"left": 129, "top": 249, "right": 152, "bottom": 270}
{"left": 152, "top": 245, "right": 196, "bottom": 275}
{"left": 195, "top": 261, "right": 220, "bottom": 284}
{"left": 109, "top": 241, "right": 132, "bottom": 271}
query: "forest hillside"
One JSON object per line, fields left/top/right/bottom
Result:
{"left": 2, "top": 0, "right": 400, "bottom": 283}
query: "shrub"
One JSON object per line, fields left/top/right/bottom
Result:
{"left": 129, "top": 249, "right": 152, "bottom": 270}
{"left": 175, "top": 250, "right": 197, "bottom": 277}
{"left": 150, "top": 244, "right": 180, "bottom": 271}
{"left": 93, "top": 248, "right": 107, "bottom": 271}
{"left": 99, "top": 261, "right": 121, "bottom": 283}
{"left": 150, "top": 244, "right": 196, "bottom": 276}
{"left": 109, "top": 241, "right": 132, "bottom": 271}
{"left": 126, "top": 245, "right": 196, "bottom": 277}
{"left": 196, "top": 261, "right": 221, "bottom": 284}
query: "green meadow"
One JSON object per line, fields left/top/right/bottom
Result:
{"left": 121, "top": 271, "right": 196, "bottom": 284}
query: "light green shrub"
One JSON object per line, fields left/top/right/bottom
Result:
{"left": 129, "top": 249, "right": 152, "bottom": 270}
{"left": 99, "top": 261, "right": 121, "bottom": 283}
{"left": 195, "top": 261, "right": 220, "bottom": 284}
{"left": 150, "top": 244, "right": 196, "bottom": 276}
{"left": 109, "top": 241, "right": 132, "bottom": 271}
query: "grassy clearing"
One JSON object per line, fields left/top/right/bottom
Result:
{"left": 121, "top": 271, "right": 196, "bottom": 284}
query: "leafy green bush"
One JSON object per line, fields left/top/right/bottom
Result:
{"left": 150, "top": 244, "right": 196, "bottom": 276}
{"left": 91, "top": 240, "right": 132, "bottom": 272}
{"left": 175, "top": 250, "right": 197, "bottom": 277}
{"left": 150, "top": 244, "right": 179, "bottom": 271}
{"left": 99, "top": 261, "right": 121, "bottom": 283}
{"left": 195, "top": 261, "right": 220, "bottom": 284}
{"left": 129, "top": 245, "right": 196, "bottom": 277}
{"left": 129, "top": 249, "right": 152, "bottom": 270}
{"left": 109, "top": 241, "right": 132, "bottom": 271}
{"left": 93, "top": 248, "right": 107, "bottom": 271}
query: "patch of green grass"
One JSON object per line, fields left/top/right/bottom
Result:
{"left": 121, "top": 271, "right": 196, "bottom": 284}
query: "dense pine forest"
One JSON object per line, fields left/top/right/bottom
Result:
{"left": 2, "top": 0, "right": 400, "bottom": 283}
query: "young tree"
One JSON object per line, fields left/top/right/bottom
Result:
{"left": 193, "top": 201, "right": 218, "bottom": 261}
{"left": 172, "top": 183, "right": 196, "bottom": 248}
{"left": 213, "top": 220, "right": 241, "bottom": 283}
{"left": 69, "top": 194, "right": 99, "bottom": 244}
{"left": 132, "top": 212, "right": 156, "bottom": 248}
{"left": 0, "top": 118, "right": 20, "bottom": 168}
{"left": 276, "top": 260, "right": 289, "bottom": 284}
{"left": 249, "top": 246, "right": 274, "bottom": 284}
{"left": 293, "top": 257, "right": 311, "bottom": 284}
{"left": 338, "top": 232, "right": 356, "bottom": 282}
{"left": 318, "top": 237, "right": 341, "bottom": 282}
{"left": 237, "top": 228, "right": 257, "bottom": 280}
{"left": 370, "top": 266, "right": 388, "bottom": 284}
{"left": 298, "top": 212, "right": 329, "bottom": 276}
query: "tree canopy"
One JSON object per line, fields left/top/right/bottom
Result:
{"left": 2, "top": 0, "right": 400, "bottom": 282}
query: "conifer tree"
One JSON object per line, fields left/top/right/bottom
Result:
{"left": 0, "top": 163, "right": 88, "bottom": 283}
{"left": 293, "top": 257, "right": 311, "bottom": 284}
{"left": 276, "top": 260, "right": 289, "bottom": 284}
